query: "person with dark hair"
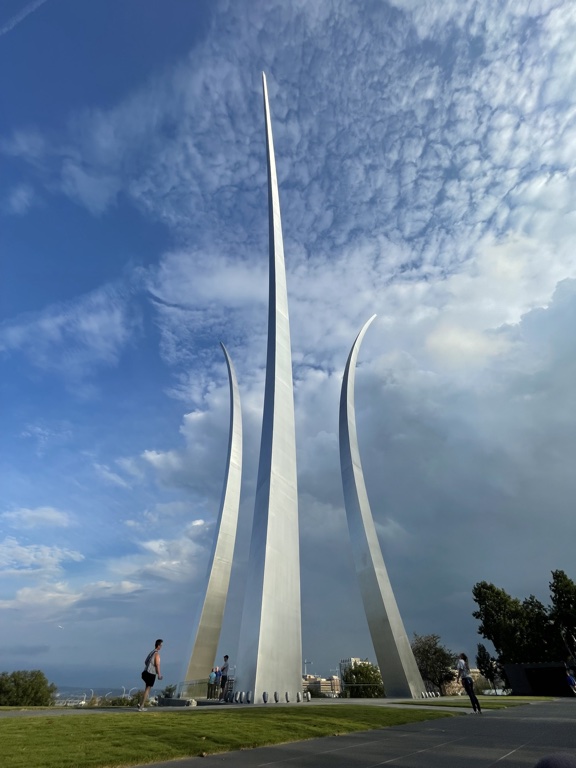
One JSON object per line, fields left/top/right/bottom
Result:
{"left": 218, "top": 655, "right": 229, "bottom": 701}
{"left": 456, "top": 652, "right": 482, "bottom": 714}
{"left": 138, "top": 638, "right": 163, "bottom": 711}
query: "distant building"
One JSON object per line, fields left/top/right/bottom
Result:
{"left": 339, "top": 657, "right": 363, "bottom": 680}
{"left": 303, "top": 675, "right": 341, "bottom": 697}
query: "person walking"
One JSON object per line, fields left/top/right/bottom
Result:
{"left": 219, "top": 655, "right": 229, "bottom": 701}
{"left": 139, "top": 639, "right": 163, "bottom": 711}
{"left": 456, "top": 652, "right": 482, "bottom": 714}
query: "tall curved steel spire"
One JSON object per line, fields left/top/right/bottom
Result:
{"left": 234, "top": 73, "right": 302, "bottom": 703}
{"left": 183, "top": 342, "right": 242, "bottom": 684}
{"left": 339, "top": 316, "right": 424, "bottom": 699}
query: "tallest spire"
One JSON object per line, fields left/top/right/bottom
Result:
{"left": 234, "top": 74, "right": 302, "bottom": 703}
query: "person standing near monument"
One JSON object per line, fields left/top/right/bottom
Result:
{"left": 456, "top": 652, "right": 482, "bottom": 714}
{"left": 139, "top": 639, "right": 163, "bottom": 711}
{"left": 207, "top": 667, "right": 217, "bottom": 699}
{"left": 219, "top": 655, "right": 229, "bottom": 701}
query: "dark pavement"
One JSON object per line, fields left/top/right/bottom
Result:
{"left": 132, "top": 700, "right": 576, "bottom": 768}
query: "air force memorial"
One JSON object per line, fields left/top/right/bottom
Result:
{"left": 182, "top": 74, "right": 424, "bottom": 703}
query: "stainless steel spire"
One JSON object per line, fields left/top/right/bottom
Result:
{"left": 339, "top": 316, "right": 424, "bottom": 699}
{"left": 183, "top": 342, "right": 242, "bottom": 684}
{"left": 234, "top": 73, "right": 302, "bottom": 703}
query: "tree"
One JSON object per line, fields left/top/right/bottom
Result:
{"left": 473, "top": 674, "right": 491, "bottom": 695}
{"left": 472, "top": 573, "right": 576, "bottom": 665}
{"left": 471, "top": 582, "right": 527, "bottom": 663}
{"left": 549, "top": 570, "right": 576, "bottom": 661}
{"left": 0, "top": 670, "right": 57, "bottom": 706}
{"left": 411, "top": 634, "right": 456, "bottom": 695}
{"left": 476, "top": 644, "right": 501, "bottom": 692}
{"left": 521, "top": 594, "right": 560, "bottom": 661}
{"left": 341, "top": 660, "right": 384, "bottom": 698}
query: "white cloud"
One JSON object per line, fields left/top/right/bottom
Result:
{"left": 0, "top": 128, "right": 45, "bottom": 159}
{"left": 0, "top": 0, "right": 50, "bottom": 38}
{"left": 0, "top": 279, "right": 141, "bottom": 383}
{"left": 109, "top": 528, "right": 212, "bottom": 584}
{"left": 425, "top": 325, "right": 510, "bottom": 366}
{"left": 81, "top": 580, "right": 141, "bottom": 599}
{"left": 20, "top": 422, "right": 73, "bottom": 456}
{"left": 60, "top": 160, "right": 120, "bottom": 215}
{"left": 0, "top": 582, "right": 79, "bottom": 611}
{"left": 0, "top": 537, "right": 83, "bottom": 576}
{"left": 2, "top": 507, "right": 72, "bottom": 529}
{"left": 115, "top": 457, "right": 145, "bottom": 481}
{"left": 0, "top": 578, "right": 141, "bottom": 615}
{"left": 93, "top": 463, "right": 131, "bottom": 489}
{"left": 2, "top": 183, "right": 35, "bottom": 215}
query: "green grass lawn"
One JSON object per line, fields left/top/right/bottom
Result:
{"left": 2, "top": 706, "right": 453, "bottom": 768}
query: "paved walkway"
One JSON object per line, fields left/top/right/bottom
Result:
{"left": 2, "top": 698, "right": 575, "bottom": 766}
{"left": 131, "top": 699, "right": 576, "bottom": 768}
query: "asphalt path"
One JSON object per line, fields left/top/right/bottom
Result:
{"left": 133, "top": 699, "right": 576, "bottom": 768}
{"left": 2, "top": 698, "right": 576, "bottom": 766}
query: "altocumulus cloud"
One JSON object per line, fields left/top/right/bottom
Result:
{"left": 0, "top": 537, "right": 83, "bottom": 576}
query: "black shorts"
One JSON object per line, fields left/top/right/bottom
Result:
{"left": 220, "top": 675, "right": 228, "bottom": 689}
{"left": 142, "top": 671, "right": 156, "bottom": 687}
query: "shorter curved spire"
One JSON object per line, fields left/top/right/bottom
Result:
{"left": 339, "top": 315, "right": 424, "bottom": 699}
{"left": 183, "top": 342, "right": 242, "bottom": 683}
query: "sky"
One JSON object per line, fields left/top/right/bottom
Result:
{"left": 1, "top": 0, "right": 576, "bottom": 691}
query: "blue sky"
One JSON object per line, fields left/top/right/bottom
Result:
{"left": 2, "top": 0, "right": 576, "bottom": 690}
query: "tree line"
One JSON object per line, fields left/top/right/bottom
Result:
{"left": 0, "top": 670, "right": 56, "bottom": 706}
{"left": 472, "top": 569, "right": 576, "bottom": 665}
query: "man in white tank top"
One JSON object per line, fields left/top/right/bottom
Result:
{"left": 139, "top": 638, "right": 163, "bottom": 711}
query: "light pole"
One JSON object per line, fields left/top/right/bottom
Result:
{"left": 303, "top": 659, "right": 313, "bottom": 676}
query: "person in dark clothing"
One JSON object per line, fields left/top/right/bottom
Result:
{"left": 219, "top": 655, "right": 229, "bottom": 701}
{"left": 456, "top": 652, "right": 482, "bottom": 714}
